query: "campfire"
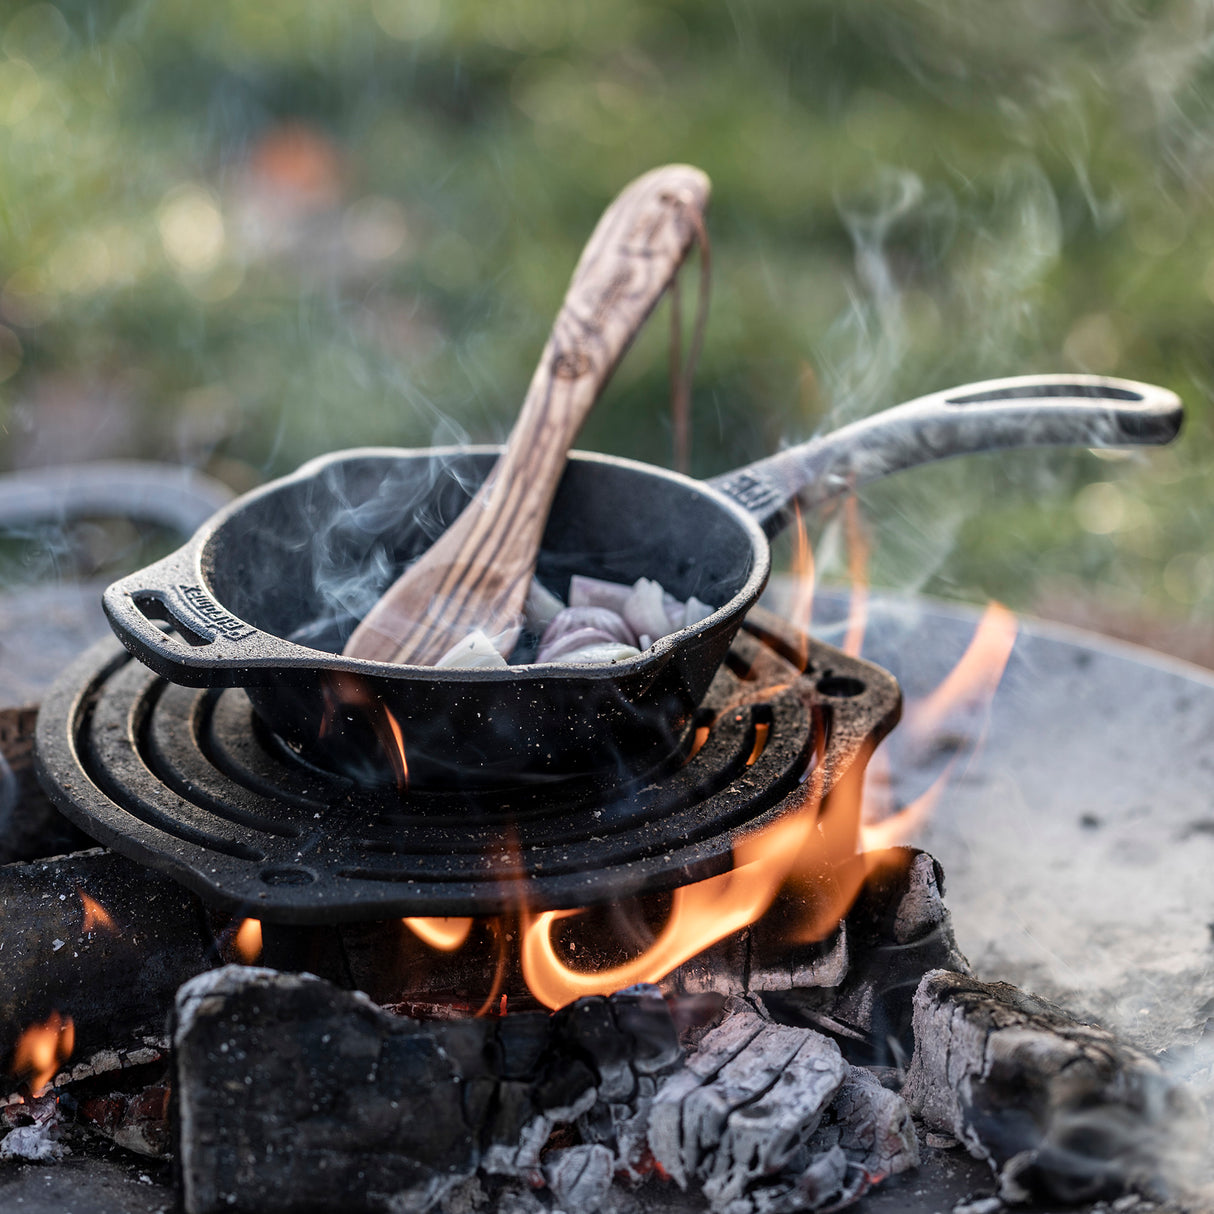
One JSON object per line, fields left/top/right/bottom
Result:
{"left": 1, "top": 170, "right": 1208, "bottom": 1214}
{"left": 4, "top": 561, "right": 1210, "bottom": 1213}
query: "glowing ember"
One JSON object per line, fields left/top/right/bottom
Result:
{"left": 77, "top": 889, "right": 116, "bottom": 934}
{"left": 745, "top": 720, "right": 771, "bottom": 766}
{"left": 233, "top": 918, "right": 263, "bottom": 963}
{"left": 402, "top": 916, "right": 473, "bottom": 952}
{"left": 11, "top": 1012, "right": 74, "bottom": 1098}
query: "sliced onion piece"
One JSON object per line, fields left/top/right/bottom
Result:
{"left": 682, "top": 595, "right": 714, "bottom": 628}
{"left": 435, "top": 630, "right": 509, "bottom": 669}
{"left": 524, "top": 577, "right": 566, "bottom": 631}
{"left": 568, "top": 575, "right": 632, "bottom": 614}
{"left": 623, "top": 577, "right": 670, "bottom": 642}
{"left": 540, "top": 605, "right": 636, "bottom": 649}
{"left": 537, "top": 626, "right": 626, "bottom": 663}
{"left": 545, "top": 641, "right": 642, "bottom": 665}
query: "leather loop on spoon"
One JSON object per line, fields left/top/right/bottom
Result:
{"left": 344, "top": 164, "right": 711, "bottom": 666}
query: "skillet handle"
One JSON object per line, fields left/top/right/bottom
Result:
{"left": 103, "top": 547, "right": 307, "bottom": 687}
{"left": 706, "top": 373, "right": 1183, "bottom": 538}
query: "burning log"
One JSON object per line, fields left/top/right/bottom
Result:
{"left": 751, "top": 849, "right": 970, "bottom": 1065}
{"left": 0, "top": 849, "right": 213, "bottom": 1073}
{"left": 173, "top": 966, "right": 681, "bottom": 1214}
{"left": 173, "top": 966, "right": 919, "bottom": 1214}
{"left": 901, "top": 969, "right": 1206, "bottom": 1205}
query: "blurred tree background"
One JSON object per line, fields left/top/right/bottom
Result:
{"left": 2, "top": 0, "right": 1213, "bottom": 651}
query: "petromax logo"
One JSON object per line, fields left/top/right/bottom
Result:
{"left": 178, "top": 585, "right": 255, "bottom": 641}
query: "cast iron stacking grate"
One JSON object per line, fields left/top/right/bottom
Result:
{"left": 33, "top": 608, "right": 899, "bottom": 924}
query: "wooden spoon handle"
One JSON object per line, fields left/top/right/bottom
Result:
{"left": 345, "top": 165, "right": 711, "bottom": 666}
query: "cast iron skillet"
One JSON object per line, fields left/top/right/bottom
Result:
{"left": 103, "top": 373, "right": 1180, "bottom": 790}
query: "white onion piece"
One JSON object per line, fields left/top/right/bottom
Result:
{"left": 682, "top": 595, "right": 714, "bottom": 628}
{"left": 545, "top": 641, "right": 642, "bottom": 665}
{"left": 623, "top": 577, "right": 671, "bottom": 642}
{"left": 524, "top": 577, "right": 566, "bottom": 631}
{"left": 541, "top": 606, "right": 636, "bottom": 649}
{"left": 568, "top": 574, "right": 632, "bottom": 614}
{"left": 537, "top": 626, "right": 625, "bottom": 663}
{"left": 434, "top": 630, "right": 509, "bottom": 669}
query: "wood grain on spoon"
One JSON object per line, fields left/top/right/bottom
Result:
{"left": 343, "top": 164, "right": 711, "bottom": 666}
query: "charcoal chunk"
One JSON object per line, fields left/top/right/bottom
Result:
{"left": 902, "top": 969, "right": 1205, "bottom": 1204}
{"left": 174, "top": 967, "right": 489, "bottom": 1214}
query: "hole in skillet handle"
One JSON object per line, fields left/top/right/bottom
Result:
{"left": 945, "top": 383, "right": 1143, "bottom": 404}
{"left": 133, "top": 593, "right": 212, "bottom": 648}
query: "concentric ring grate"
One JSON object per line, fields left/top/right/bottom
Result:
{"left": 35, "top": 608, "right": 900, "bottom": 922}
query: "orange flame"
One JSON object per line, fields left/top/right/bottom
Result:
{"left": 519, "top": 601, "right": 1020, "bottom": 1008}
{"left": 78, "top": 889, "right": 116, "bottom": 934}
{"left": 904, "top": 602, "right": 1018, "bottom": 744}
{"left": 860, "top": 763, "right": 955, "bottom": 852}
{"left": 786, "top": 502, "right": 816, "bottom": 668}
{"left": 403, "top": 917, "right": 474, "bottom": 952}
{"left": 234, "top": 918, "right": 263, "bottom": 963}
{"left": 842, "top": 497, "right": 870, "bottom": 658}
{"left": 521, "top": 764, "right": 828, "bottom": 1009}
{"left": 320, "top": 672, "right": 409, "bottom": 790}
{"left": 11, "top": 1012, "right": 74, "bottom": 1097}
{"left": 383, "top": 707, "right": 408, "bottom": 790}
{"left": 860, "top": 602, "right": 1018, "bottom": 851}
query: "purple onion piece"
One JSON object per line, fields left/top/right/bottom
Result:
{"left": 568, "top": 575, "right": 632, "bottom": 614}
{"left": 545, "top": 641, "right": 642, "bottom": 666}
{"left": 537, "top": 626, "right": 625, "bottom": 663}
{"left": 540, "top": 605, "right": 636, "bottom": 649}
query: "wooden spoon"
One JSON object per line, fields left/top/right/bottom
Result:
{"left": 343, "top": 164, "right": 711, "bottom": 666}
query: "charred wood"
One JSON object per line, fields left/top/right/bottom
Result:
{"left": 174, "top": 967, "right": 920, "bottom": 1214}
{"left": 173, "top": 967, "right": 684, "bottom": 1214}
{"left": 0, "top": 849, "right": 213, "bottom": 1073}
{"left": 901, "top": 969, "right": 1206, "bottom": 1205}
{"left": 760, "top": 849, "right": 969, "bottom": 1065}
{"left": 647, "top": 998, "right": 917, "bottom": 1213}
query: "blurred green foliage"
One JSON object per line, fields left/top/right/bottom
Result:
{"left": 1, "top": 0, "right": 1212, "bottom": 622}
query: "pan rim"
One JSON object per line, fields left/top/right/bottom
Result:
{"left": 192, "top": 445, "right": 772, "bottom": 686}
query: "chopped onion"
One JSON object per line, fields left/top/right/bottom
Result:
{"left": 623, "top": 578, "right": 671, "bottom": 642}
{"left": 537, "top": 626, "right": 628, "bottom": 663}
{"left": 435, "top": 630, "right": 509, "bottom": 669}
{"left": 434, "top": 574, "right": 717, "bottom": 668}
{"left": 524, "top": 577, "right": 565, "bottom": 631}
{"left": 568, "top": 575, "right": 632, "bottom": 614}
{"left": 541, "top": 606, "right": 637, "bottom": 649}
{"left": 544, "top": 641, "right": 642, "bottom": 665}
{"left": 682, "top": 595, "right": 714, "bottom": 628}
